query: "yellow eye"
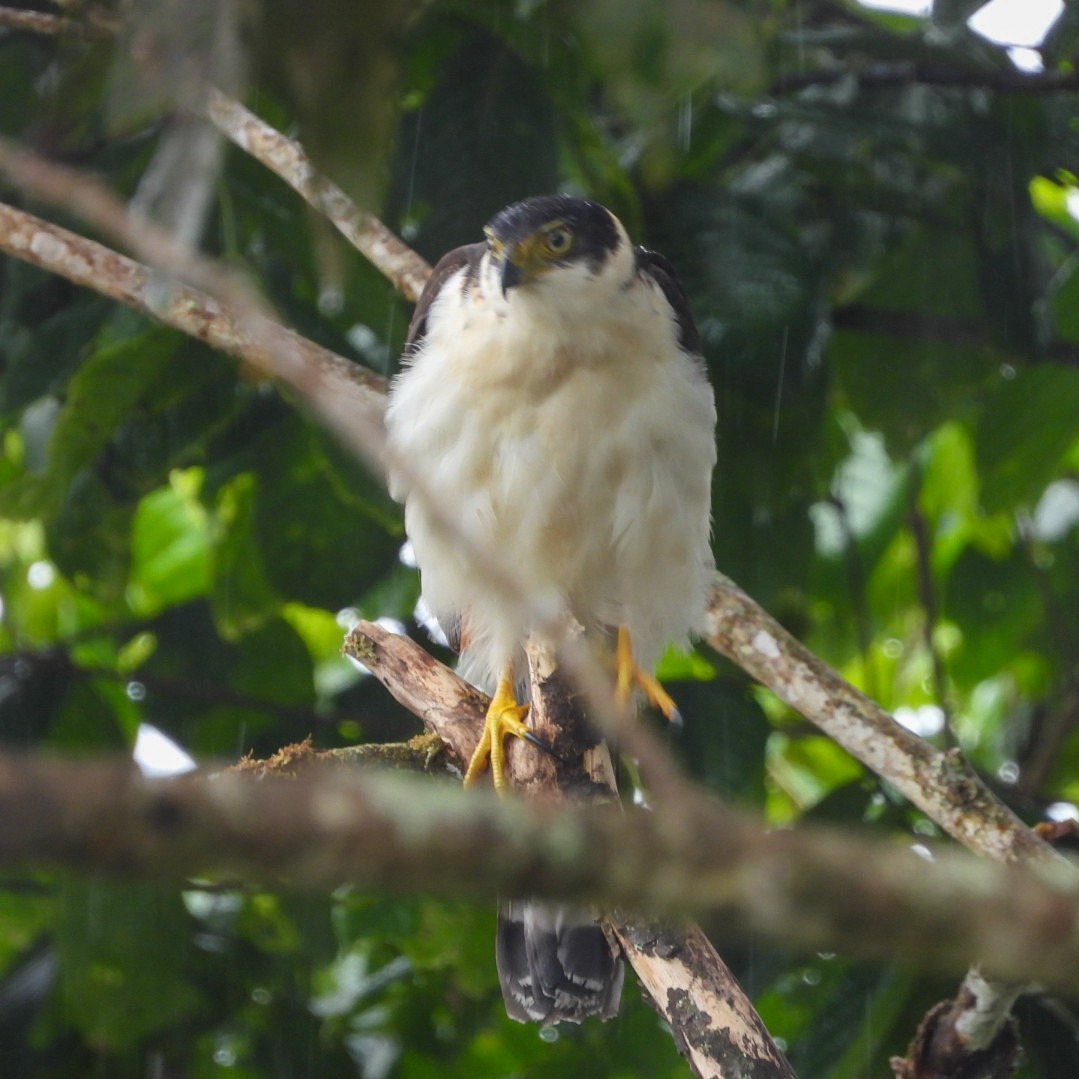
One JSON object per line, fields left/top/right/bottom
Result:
{"left": 544, "top": 226, "right": 573, "bottom": 256}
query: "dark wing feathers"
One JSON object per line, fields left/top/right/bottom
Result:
{"left": 634, "top": 246, "right": 701, "bottom": 355}
{"left": 404, "top": 241, "right": 486, "bottom": 353}
{"left": 496, "top": 900, "right": 624, "bottom": 1024}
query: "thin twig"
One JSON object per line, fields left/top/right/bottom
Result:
{"left": 0, "top": 4, "right": 114, "bottom": 38}
{"left": 702, "top": 573, "right": 1056, "bottom": 867}
{"left": 772, "top": 61, "right": 1079, "bottom": 98}
{"left": 203, "top": 88, "right": 431, "bottom": 303}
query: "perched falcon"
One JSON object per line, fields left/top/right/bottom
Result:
{"left": 385, "top": 195, "right": 717, "bottom": 1023}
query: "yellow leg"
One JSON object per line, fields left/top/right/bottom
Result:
{"left": 463, "top": 668, "right": 531, "bottom": 793}
{"left": 615, "top": 626, "right": 681, "bottom": 723}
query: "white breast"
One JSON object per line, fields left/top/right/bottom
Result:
{"left": 385, "top": 259, "right": 716, "bottom": 691}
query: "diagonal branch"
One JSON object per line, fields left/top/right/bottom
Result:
{"left": 703, "top": 575, "right": 1054, "bottom": 868}
{"left": 0, "top": 201, "right": 385, "bottom": 409}
{"left": 386, "top": 613, "right": 798, "bottom": 1079}
{"left": 520, "top": 635, "right": 796, "bottom": 1079}
{"left": 203, "top": 88, "right": 432, "bottom": 303}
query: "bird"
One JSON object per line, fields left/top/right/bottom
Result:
{"left": 384, "top": 194, "right": 717, "bottom": 1023}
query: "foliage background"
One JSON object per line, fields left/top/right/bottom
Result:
{"left": 2, "top": 0, "right": 1079, "bottom": 1075}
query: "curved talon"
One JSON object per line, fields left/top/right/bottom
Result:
{"left": 615, "top": 626, "right": 681, "bottom": 723}
{"left": 463, "top": 670, "right": 532, "bottom": 792}
{"left": 521, "top": 729, "right": 565, "bottom": 760}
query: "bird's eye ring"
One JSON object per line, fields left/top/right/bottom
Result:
{"left": 544, "top": 226, "right": 573, "bottom": 256}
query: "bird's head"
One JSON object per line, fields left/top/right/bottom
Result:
{"left": 482, "top": 196, "right": 629, "bottom": 300}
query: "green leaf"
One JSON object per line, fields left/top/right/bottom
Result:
{"left": 248, "top": 418, "right": 400, "bottom": 612}
{"left": 281, "top": 602, "right": 362, "bottom": 699}
{"left": 0, "top": 327, "right": 177, "bottom": 521}
{"left": 767, "top": 733, "right": 864, "bottom": 820}
{"left": 211, "top": 473, "right": 282, "bottom": 639}
{"left": 386, "top": 25, "right": 561, "bottom": 261}
{"left": 1031, "top": 176, "right": 1079, "bottom": 244}
{"left": 943, "top": 546, "right": 1040, "bottom": 693}
{"left": 1049, "top": 249, "right": 1079, "bottom": 342}
{"left": 128, "top": 469, "right": 212, "bottom": 617}
{"left": 44, "top": 470, "right": 134, "bottom": 604}
{"left": 54, "top": 880, "right": 201, "bottom": 1050}
{"left": 974, "top": 366, "right": 1079, "bottom": 513}
{"left": 671, "top": 679, "right": 769, "bottom": 804}
{"left": 0, "top": 878, "right": 55, "bottom": 973}
{"left": 50, "top": 678, "right": 135, "bottom": 752}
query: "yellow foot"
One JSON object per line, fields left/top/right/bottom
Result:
{"left": 615, "top": 626, "right": 682, "bottom": 724}
{"left": 463, "top": 669, "right": 532, "bottom": 793}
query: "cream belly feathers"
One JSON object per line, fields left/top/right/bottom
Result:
{"left": 384, "top": 202, "right": 716, "bottom": 691}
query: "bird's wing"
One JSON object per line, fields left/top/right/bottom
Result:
{"left": 399, "top": 242, "right": 487, "bottom": 659}
{"left": 404, "top": 241, "right": 487, "bottom": 352}
{"left": 634, "top": 246, "right": 701, "bottom": 355}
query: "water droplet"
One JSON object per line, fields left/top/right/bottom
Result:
{"left": 27, "top": 561, "right": 55, "bottom": 590}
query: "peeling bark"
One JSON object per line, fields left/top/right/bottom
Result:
{"left": 890, "top": 970, "right": 1022, "bottom": 1079}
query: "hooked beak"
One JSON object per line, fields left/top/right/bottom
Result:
{"left": 492, "top": 234, "right": 545, "bottom": 297}
{"left": 500, "top": 257, "right": 526, "bottom": 296}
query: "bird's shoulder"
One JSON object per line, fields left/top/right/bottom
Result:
{"left": 633, "top": 246, "right": 701, "bottom": 356}
{"left": 405, "top": 241, "right": 487, "bottom": 353}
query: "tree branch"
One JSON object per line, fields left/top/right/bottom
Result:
{"left": 3, "top": 751, "right": 1079, "bottom": 994}
{"left": 702, "top": 574, "right": 1055, "bottom": 867}
{"left": 614, "top": 920, "right": 797, "bottom": 1079}
{"left": 891, "top": 969, "right": 1022, "bottom": 1079}
{"left": 0, "top": 200, "right": 386, "bottom": 406}
{"left": 772, "top": 61, "right": 1079, "bottom": 98}
{"left": 520, "top": 636, "right": 795, "bottom": 1079}
{"left": 203, "top": 88, "right": 431, "bottom": 303}
{"left": 0, "top": 4, "right": 115, "bottom": 39}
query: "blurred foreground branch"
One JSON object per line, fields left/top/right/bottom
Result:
{"left": 0, "top": 4, "right": 115, "bottom": 38}
{"left": 1, "top": 750, "right": 1079, "bottom": 994}
{"left": 0, "top": 201, "right": 384, "bottom": 408}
